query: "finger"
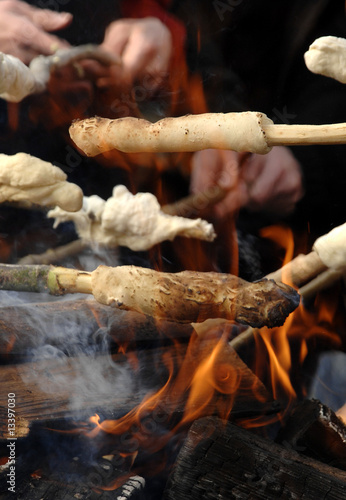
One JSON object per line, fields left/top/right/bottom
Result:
{"left": 9, "top": 1, "right": 73, "bottom": 32}
{"left": 33, "top": 9, "right": 72, "bottom": 32}
{"left": 124, "top": 31, "right": 171, "bottom": 82}
{"left": 217, "top": 154, "right": 240, "bottom": 189}
{"left": 240, "top": 154, "right": 266, "bottom": 185}
{"left": 248, "top": 168, "right": 284, "bottom": 208}
{"left": 26, "top": 28, "right": 70, "bottom": 56}
{"left": 190, "top": 150, "right": 223, "bottom": 193}
{"left": 101, "top": 20, "right": 134, "bottom": 57}
{"left": 10, "top": 45, "right": 39, "bottom": 65}
{"left": 75, "top": 59, "right": 111, "bottom": 80}
{"left": 215, "top": 181, "right": 249, "bottom": 218}
{"left": 121, "top": 37, "right": 155, "bottom": 82}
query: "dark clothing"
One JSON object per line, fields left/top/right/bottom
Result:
{"left": 174, "top": 0, "right": 346, "bottom": 237}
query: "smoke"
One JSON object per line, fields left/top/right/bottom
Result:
{"left": 308, "top": 351, "right": 346, "bottom": 411}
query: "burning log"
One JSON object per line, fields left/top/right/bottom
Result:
{"left": 69, "top": 113, "right": 346, "bottom": 157}
{"left": 277, "top": 399, "right": 346, "bottom": 471}
{"left": 0, "top": 342, "right": 275, "bottom": 436}
{"left": 0, "top": 474, "right": 146, "bottom": 500}
{"left": 164, "top": 416, "right": 346, "bottom": 499}
{"left": 0, "top": 264, "right": 300, "bottom": 327}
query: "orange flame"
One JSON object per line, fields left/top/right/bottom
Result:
{"left": 78, "top": 219, "right": 343, "bottom": 491}
{"left": 252, "top": 225, "right": 342, "bottom": 412}
{"left": 336, "top": 403, "right": 346, "bottom": 425}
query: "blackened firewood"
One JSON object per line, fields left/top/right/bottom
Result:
{"left": 276, "top": 399, "right": 346, "bottom": 471}
{"left": 0, "top": 467, "right": 145, "bottom": 499}
{"left": 164, "top": 416, "right": 346, "bottom": 500}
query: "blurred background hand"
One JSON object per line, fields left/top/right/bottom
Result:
{"left": 99, "top": 17, "right": 172, "bottom": 89}
{"left": 190, "top": 146, "right": 304, "bottom": 218}
{"left": 0, "top": 0, "right": 72, "bottom": 64}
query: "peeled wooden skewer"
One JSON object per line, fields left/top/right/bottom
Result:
{"left": 69, "top": 113, "right": 346, "bottom": 157}
{"left": 0, "top": 264, "right": 299, "bottom": 327}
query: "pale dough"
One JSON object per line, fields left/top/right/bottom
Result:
{"left": 0, "top": 53, "right": 42, "bottom": 102}
{"left": 48, "top": 185, "right": 216, "bottom": 251}
{"left": 313, "top": 222, "right": 346, "bottom": 269}
{"left": 0, "top": 152, "right": 83, "bottom": 211}
{"left": 304, "top": 36, "right": 346, "bottom": 84}
{"left": 69, "top": 112, "right": 273, "bottom": 156}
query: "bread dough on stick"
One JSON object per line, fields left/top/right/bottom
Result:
{"left": 69, "top": 112, "right": 273, "bottom": 156}
{"left": 304, "top": 36, "right": 346, "bottom": 84}
{"left": 0, "top": 152, "right": 83, "bottom": 211}
{"left": 91, "top": 265, "right": 300, "bottom": 326}
{"left": 313, "top": 222, "right": 346, "bottom": 270}
{"left": 48, "top": 185, "right": 216, "bottom": 251}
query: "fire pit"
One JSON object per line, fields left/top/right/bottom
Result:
{"left": 0, "top": 218, "right": 345, "bottom": 498}
{"left": 1, "top": 7, "right": 346, "bottom": 499}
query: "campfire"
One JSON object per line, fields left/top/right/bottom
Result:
{"left": 1, "top": 32, "right": 346, "bottom": 500}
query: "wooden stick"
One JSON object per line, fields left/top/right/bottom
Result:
{"left": 161, "top": 186, "right": 226, "bottom": 217}
{"left": 265, "top": 123, "right": 346, "bottom": 146}
{"left": 266, "top": 251, "right": 327, "bottom": 287}
{"left": 298, "top": 268, "right": 344, "bottom": 302}
{"left": 17, "top": 239, "right": 86, "bottom": 265}
{"left": 0, "top": 264, "right": 299, "bottom": 326}
{"left": 0, "top": 264, "right": 92, "bottom": 295}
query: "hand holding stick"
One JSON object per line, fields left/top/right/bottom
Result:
{"left": 0, "top": 45, "right": 119, "bottom": 102}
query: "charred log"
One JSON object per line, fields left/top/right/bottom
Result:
{"left": 277, "top": 399, "right": 346, "bottom": 471}
{"left": 164, "top": 416, "right": 346, "bottom": 499}
{"left": 0, "top": 342, "right": 276, "bottom": 438}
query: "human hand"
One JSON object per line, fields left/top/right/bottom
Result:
{"left": 0, "top": 0, "right": 72, "bottom": 64}
{"left": 239, "top": 146, "right": 304, "bottom": 215}
{"left": 190, "top": 147, "right": 304, "bottom": 218}
{"left": 99, "top": 17, "right": 172, "bottom": 89}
